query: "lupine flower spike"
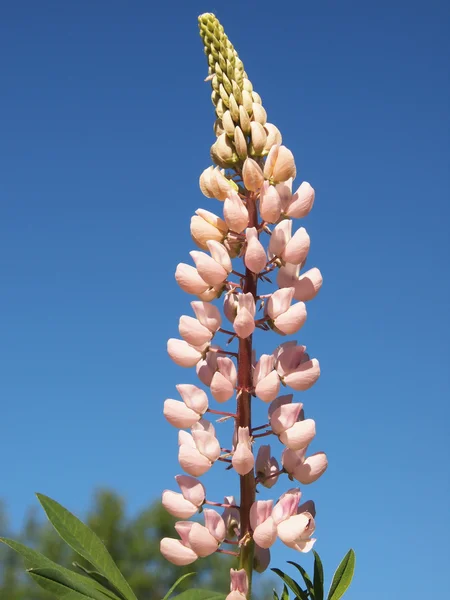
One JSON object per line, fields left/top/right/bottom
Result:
{"left": 160, "top": 13, "right": 327, "bottom": 597}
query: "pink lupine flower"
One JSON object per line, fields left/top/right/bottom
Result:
{"left": 162, "top": 474, "right": 206, "bottom": 518}
{"left": 264, "top": 145, "right": 296, "bottom": 183}
{"left": 279, "top": 419, "right": 316, "bottom": 451}
{"left": 179, "top": 316, "right": 213, "bottom": 346}
{"left": 223, "top": 291, "right": 239, "bottom": 323}
{"left": 199, "top": 166, "right": 235, "bottom": 201}
{"left": 277, "top": 264, "right": 323, "bottom": 302}
{"left": 255, "top": 444, "right": 280, "bottom": 488}
{"left": 160, "top": 536, "right": 198, "bottom": 566}
{"left": 253, "top": 544, "right": 271, "bottom": 573}
{"left": 244, "top": 227, "right": 267, "bottom": 273}
{"left": 232, "top": 427, "right": 254, "bottom": 475}
{"left": 269, "top": 400, "right": 303, "bottom": 435}
{"left": 268, "top": 220, "right": 310, "bottom": 266}
{"left": 264, "top": 122, "right": 282, "bottom": 151}
{"left": 274, "top": 341, "right": 320, "bottom": 391}
{"left": 286, "top": 181, "right": 315, "bottom": 218}
{"left": 190, "top": 243, "right": 230, "bottom": 286}
{"left": 226, "top": 569, "right": 248, "bottom": 600}
{"left": 190, "top": 208, "right": 228, "bottom": 250}
{"left": 282, "top": 447, "right": 328, "bottom": 484}
{"left": 191, "top": 300, "right": 222, "bottom": 333}
{"left": 187, "top": 522, "right": 219, "bottom": 557}
{"left": 253, "top": 354, "right": 280, "bottom": 402}
{"left": 175, "top": 263, "right": 210, "bottom": 295}
{"left": 178, "top": 428, "right": 220, "bottom": 477}
{"left": 167, "top": 339, "right": 204, "bottom": 368}
{"left": 204, "top": 508, "right": 227, "bottom": 542}
{"left": 276, "top": 178, "right": 293, "bottom": 212}
{"left": 259, "top": 181, "right": 281, "bottom": 223}
{"left": 277, "top": 511, "right": 316, "bottom": 553}
{"left": 196, "top": 348, "right": 219, "bottom": 386}
{"left": 222, "top": 495, "right": 240, "bottom": 538}
{"left": 242, "top": 157, "right": 264, "bottom": 191}
{"left": 249, "top": 500, "right": 277, "bottom": 548}
{"left": 163, "top": 384, "right": 208, "bottom": 428}
{"left": 298, "top": 499, "right": 316, "bottom": 517}
{"left": 210, "top": 356, "right": 237, "bottom": 403}
{"left": 233, "top": 292, "right": 256, "bottom": 339}
{"left": 224, "top": 190, "right": 249, "bottom": 233}
{"left": 272, "top": 488, "right": 301, "bottom": 525}
{"left": 266, "top": 287, "right": 307, "bottom": 335}
{"left": 191, "top": 417, "right": 216, "bottom": 435}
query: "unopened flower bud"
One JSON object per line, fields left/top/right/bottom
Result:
{"left": 211, "top": 133, "right": 238, "bottom": 168}
{"left": 259, "top": 181, "right": 281, "bottom": 223}
{"left": 249, "top": 121, "right": 267, "bottom": 156}
{"left": 239, "top": 105, "right": 251, "bottom": 134}
{"left": 264, "top": 123, "right": 283, "bottom": 152}
{"left": 252, "top": 102, "right": 267, "bottom": 125}
{"left": 190, "top": 209, "right": 228, "bottom": 250}
{"left": 242, "top": 89, "right": 253, "bottom": 114}
{"left": 224, "top": 190, "right": 249, "bottom": 233}
{"left": 264, "top": 144, "right": 296, "bottom": 182}
{"left": 233, "top": 125, "right": 248, "bottom": 160}
{"left": 232, "top": 427, "right": 254, "bottom": 475}
{"left": 222, "top": 110, "right": 235, "bottom": 137}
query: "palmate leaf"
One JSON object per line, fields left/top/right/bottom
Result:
{"left": 36, "top": 494, "right": 137, "bottom": 600}
{"left": 287, "top": 561, "right": 314, "bottom": 598}
{"left": 0, "top": 538, "right": 119, "bottom": 600}
{"left": 170, "top": 590, "right": 226, "bottom": 600}
{"left": 271, "top": 568, "right": 309, "bottom": 600}
{"left": 312, "top": 551, "right": 324, "bottom": 600}
{"left": 327, "top": 549, "right": 356, "bottom": 600}
{"left": 162, "top": 572, "right": 196, "bottom": 600}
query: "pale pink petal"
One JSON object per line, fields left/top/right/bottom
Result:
{"left": 279, "top": 419, "right": 316, "bottom": 451}
{"left": 175, "top": 474, "right": 206, "bottom": 507}
{"left": 217, "top": 356, "right": 237, "bottom": 386}
{"left": 254, "top": 370, "right": 281, "bottom": 403}
{"left": 277, "top": 513, "right": 314, "bottom": 547}
{"left": 178, "top": 430, "right": 195, "bottom": 448}
{"left": 224, "top": 191, "right": 249, "bottom": 233}
{"left": 281, "top": 447, "right": 306, "bottom": 475}
{"left": 292, "top": 268, "right": 323, "bottom": 302}
{"left": 191, "top": 418, "right": 216, "bottom": 436}
{"left": 192, "top": 430, "right": 221, "bottom": 462}
{"left": 272, "top": 488, "right": 302, "bottom": 525}
{"left": 270, "top": 402, "right": 303, "bottom": 435}
{"left": 244, "top": 227, "right": 267, "bottom": 273}
{"left": 268, "top": 220, "right": 291, "bottom": 258}
{"left": 242, "top": 157, "right": 264, "bottom": 192}
{"left": 276, "top": 178, "right": 293, "bottom": 211}
{"left": 167, "top": 339, "right": 203, "bottom": 368}
{"left": 268, "top": 394, "right": 293, "bottom": 419}
{"left": 210, "top": 370, "right": 234, "bottom": 403}
{"left": 207, "top": 240, "right": 232, "bottom": 273}
{"left": 161, "top": 491, "right": 198, "bottom": 519}
{"left": 196, "top": 350, "right": 218, "bottom": 386}
{"left": 232, "top": 427, "right": 254, "bottom": 475}
{"left": 175, "top": 263, "right": 209, "bottom": 295}
{"left": 160, "top": 538, "right": 198, "bottom": 566}
{"left": 223, "top": 292, "right": 238, "bottom": 323}
{"left": 176, "top": 384, "right": 208, "bottom": 415}
{"left": 263, "top": 144, "right": 279, "bottom": 180}
{"left": 266, "top": 287, "right": 295, "bottom": 319}
{"left": 253, "top": 516, "right": 277, "bottom": 549}
{"left": 190, "top": 250, "right": 228, "bottom": 285}
{"left": 191, "top": 301, "right": 222, "bottom": 332}
{"left": 272, "top": 146, "right": 296, "bottom": 182}
{"left": 253, "top": 354, "right": 275, "bottom": 384}
{"left": 178, "top": 444, "right": 212, "bottom": 477}
{"left": 179, "top": 316, "right": 213, "bottom": 346}
{"left": 204, "top": 508, "right": 226, "bottom": 542}
{"left": 230, "top": 569, "right": 249, "bottom": 595}
{"left": 259, "top": 181, "right": 281, "bottom": 223}
{"left": 286, "top": 182, "right": 315, "bottom": 219}
{"left": 283, "top": 227, "right": 310, "bottom": 265}
{"left": 163, "top": 400, "right": 201, "bottom": 428}
{"left": 273, "top": 302, "right": 307, "bottom": 335}
{"left": 187, "top": 522, "right": 219, "bottom": 557}
{"left": 294, "top": 452, "right": 328, "bottom": 484}
{"left": 249, "top": 500, "right": 273, "bottom": 529}
{"left": 283, "top": 359, "right": 321, "bottom": 390}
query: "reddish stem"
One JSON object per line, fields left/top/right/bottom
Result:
{"left": 217, "top": 548, "right": 240, "bottom": 557}
{"left": 252, "top": 430, "right": 274, "bottom": 439}
{"left": 251, "top": 423, "right": 270, "bottom": 432}
{"left": 207, "top": 408, "right": 237, "bottom": 418}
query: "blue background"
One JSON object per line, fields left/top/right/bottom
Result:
{"left": 1, "top": 1, "right": 449, "bottom": 598}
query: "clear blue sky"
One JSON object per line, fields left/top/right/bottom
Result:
{"left": 1, "top": 1, "right": 449, "bottom": 598}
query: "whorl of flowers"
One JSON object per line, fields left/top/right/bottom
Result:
{"left": 160, "top": 13, "right": 326, "bottom": 597}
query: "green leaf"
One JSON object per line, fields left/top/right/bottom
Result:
{"left": 271, "top": 568, "right": 309, "bottom": 600}
{"left": 36, "top": 494, "right": 137, "bottom": 600}
{"left": 327, "top": 549, "right": 356, "bottom": 600}
{"left": 312, "top": 551, "right": 324, "bottom": 600}
{"left": 281, "top": 583, "right": 290, "bottom": 600}
{"left": 287, "top": 562, "right": 314, "bottom": 598}
{"left": 171, "top": 590, "right": 226, "bottom": 600}
{"left": 273, "top": 590, "right": 280, "bottom": 600}
{"left": 72, "top": 563, "right": 127, "bottom": 600}
{"left": 29, "top": 571, "right": 97, "bottom": 599}
{"left": 0, "top": 538, "right": 118, "bottom": 600}
{"left": 163, "top": 573, "right": 196, "bottom": 600}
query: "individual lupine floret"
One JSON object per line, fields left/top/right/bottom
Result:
{"left": 255, "top": 444, "right": 280, "bottom": 488}
{"left": 190, "top": 240, "right": 232, "bottom": 286}
{"left": 272, "top": 488, "right": 316, "bottom": 553}
{"left": 199, "top": 166, "right": 238, "bottom": 200}
{"left": 259, "top": 181, "right": 282, "bottom": 223}
{"left": 162, "top": 475, "right": 206, "bottom": 518}
{"left": 160, "top": 525, "right": 198, "bottom": 566}
{"left": 179, "top": 300, "right": 222, "bottom": 346}
{"left": 232, "top": 426, "right": 254, "bottom": 475}
{"left": 264, "top": 144, "right": 296, "bottom": 183}
{"left": 178, "top": 427, "right": 221, "bottom": 477}
{"left": 233, "top": 292, "right": 256, "bottom": 339}
{"left": 249, "top": 500, "right": 277, "bottom": 548}
{"left": 164, "top": 384, "right": 209, "bottom": 428}
{"left": 223, "top": 291, "right": 239, "bottom": 324}
{"left": 167, "top": 338, "right": 205, "bottom": 368}
{"left": 226, "top": 569, "right": 248, "bottom": 600}
{"left": 242, "top": 157, "right": 264, "bottom": 192}
{"left": 265, "top": 287, "right": 307, "bottom": 335}
{"left": 282, "top": 446, "right": 328, "bottom": 484}
{"left": 244, "top": 228, "right": 267, "bottom": 273}
{"left": 274, "top": 341, "right": 321, "bottom": 391}
{"left": 264, "top": 123, "right": 282, "bottom": 152}
{"left": 268, "top": 394, "right": 316, "bottom": 451}
{"left": 175, "top": 263, "right": 210, "bottom": 295}
{"left": 223, "top": 190, "right": 249, "bottom": 233}
{"left": 277, "top": 263, "right": 323, "bottom": 302}
{"left": 210, "top": 356, "right": 237, "bottom": 402}
{"left": 190, "top": 209, "right": 228, "bottom": 249}
{"left": 268, "top": 220, "right": 310, "bottom": 266}
{"left": 253, "top": 354, "right": 280, "bottom": 402}
{"left": 276, "top": 179, "right": 315, "bottom": 219}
